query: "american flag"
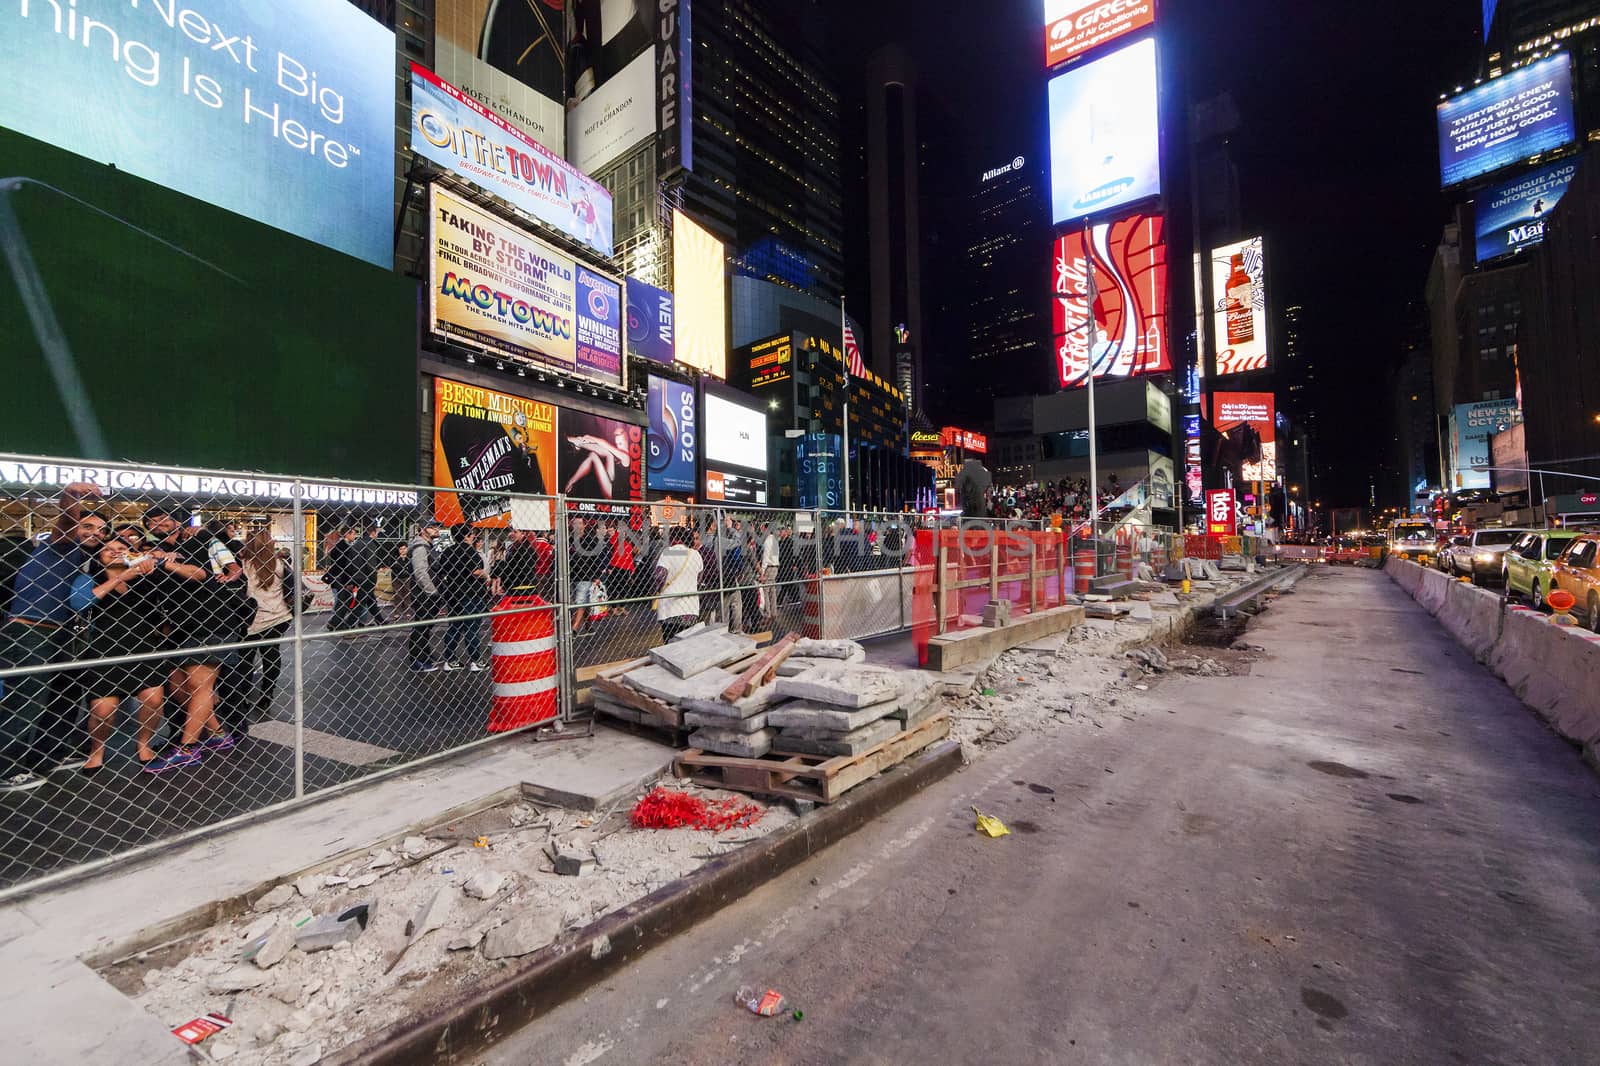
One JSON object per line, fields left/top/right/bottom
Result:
{"left": 843, "top": 321, "right": 867, "bottom": 378}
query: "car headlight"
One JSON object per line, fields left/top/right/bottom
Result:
{"left": 1476, "top": 552, "right": 1495, "bottom": 562}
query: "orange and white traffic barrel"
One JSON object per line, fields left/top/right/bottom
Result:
{"left": 488, "top": 594, "right": 557, "bottom": 732}
{"left": 1073, "top": 549, "right": 1096, "bottom": 595}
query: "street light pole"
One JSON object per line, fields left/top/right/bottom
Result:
{"left": 1084, "top": 218, "right": 1100, "bottom": 568}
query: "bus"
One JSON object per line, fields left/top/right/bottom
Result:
{"left": 1387, "top": 519, "right": 1438, "bottom": 565}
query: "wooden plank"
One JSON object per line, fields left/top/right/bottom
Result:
{"left": 819, "top": 714, "right": 951, "bottom": 801}
{"left": 594, "top": 678, "right": 683, "bottom": 728}
{"left": 596, "top": 656, "right": 652, "bottom": 680}
{"left": 721, "top": 633, "right": 800, "bottom": 702}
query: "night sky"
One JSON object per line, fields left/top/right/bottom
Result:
{"left": 824, "top": 0, "right": 1482, "bottom": 506}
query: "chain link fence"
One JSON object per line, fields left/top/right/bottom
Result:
{"left": 0, "top": 454, "right": 1179, "bottom": 896}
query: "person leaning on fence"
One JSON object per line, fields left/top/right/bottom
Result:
{"left": 439, "top": 526, "right": 488, "bottom": 672}
{"left": 758, "top": 522, "right": 780, "bottom": 622}
{"left": 405, "top": 522, "right": 443, "bottom": 672}
{"left": 0, "top": 483, "right": 107, "bottom": 789}
{"left": 139, "top": 507, "right": 241, "bottom": 774}
{"left": 654, "top": 526, "right": 704, "bottom": 642}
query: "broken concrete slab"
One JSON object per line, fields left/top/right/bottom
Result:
{"left": 1129, "top": 601, "right": 1154, "bottom": 622}
{"left": 790, "top": 638, "right": 866, "bottom": 661}
{"left": 1085, "top": 602, "right": 1132, "bottom": 619}
{"left": 767, "top": 698, "right": 899, "bottom": 733}
{"left": 687, "top": 727, "right": 776, "bottom": 758}
{"left": 207, "top": 967, "right": 269, "bottom": 993}
{"left": 446, "top": 928, "right": 485, "bottom": 952}
{"left": 518, "top": 726, "right": 677, "bottom": 811}
{"left": 554, "top": 845, "right": 595, "bottom": 877}
{"left": 252, "top": 884, "right": 295, "bottom": 913}
{"left": 249, "top": 923, "right": 296, "bottom": 970}
{"left": 683, "top": 710, "right": 769, "bottom": 734}
{"left": 1148, "top": 591, "right": 1181, "bottom": 607}
{"left": 670, "top": 621, "right": 724, "bottom": 643}
{"left": 400, "top": 836, "right": 430, "bottom": 860}
{"left": 648, "top": 630, "right": 758, "bottom": 678}
{"left": 293, "top": 874, "right": 324, "bottom": 898}
{"left": 462, "top": 870, "right": 506, "bottom": 900}
{"left": 775, "top": 656, "right": 828, "bottom": 677}
{"left": 775, "top": 663, "right": 904, "bottom": 708}
{"left": 623, "top": 663, "right": 738, "bottom": 704}
{"left": 775, "top": 717, "right": 899, "bottom": 757}
{"left": 482, "top": 911, "right": 562, "bottom": 960}
{"left": 678, "top": 682, "right": 784, "bottom": 720}
{"left": 898, "top": 699, "right": 944, "bottom": 731}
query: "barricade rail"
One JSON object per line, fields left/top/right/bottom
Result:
{"left": 0, "top": 452, "right": 1175, "bottom": 896}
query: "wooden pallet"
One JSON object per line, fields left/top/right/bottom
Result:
{"left": 673, "top": 712, "right": 951, "bottom": 803}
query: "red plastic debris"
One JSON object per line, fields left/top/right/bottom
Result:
{"left": 631, "top": 787, "right": 763, "bottom": 832}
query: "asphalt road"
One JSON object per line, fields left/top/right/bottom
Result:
{"left": 481, "top": 567, "right": 1600, "bottom": 1066}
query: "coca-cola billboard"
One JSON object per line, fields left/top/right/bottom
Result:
{"left": 1208, "top": 236, "right": 1270, "bottom": 377}
{"left": 1052, "top": 212, "right": 1169, "bottom": 388}
{"left": 1045, "top": 0, "right": 1155, "bottom": 69}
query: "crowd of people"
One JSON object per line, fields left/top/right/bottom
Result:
{"left": 0, "top": 484, "right": 306, "bottom": 786}
{"left": 0, "top": 489, "right": 931, "bottom": 786}
{"left": 985, "top": 476, "right": 1126, "bottom": 522}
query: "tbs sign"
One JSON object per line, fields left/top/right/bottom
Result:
{"left": 1045, "top": 0, "right": 1155, "bottom": 68}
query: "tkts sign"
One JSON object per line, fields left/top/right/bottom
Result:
{"left": 1045, "top": 0, "right": 1155, "bottom": 68}
{"left": 1053, "top": 213, "right": 1169, "bottom": 388}
{"left": 1206, "top": 489, "right": 1237, "bottom": 536}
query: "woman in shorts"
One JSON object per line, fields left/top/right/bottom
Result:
{"left": 75, "top": 541, "right": 167, "bottom": 771}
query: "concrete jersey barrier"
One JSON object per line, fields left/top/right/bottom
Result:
{"left": 1385, "top": 559, "right": 1600, "bottom": 767}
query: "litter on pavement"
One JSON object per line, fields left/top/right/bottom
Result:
{"left": 973, "top": 806, "right": 1010, "bottom": 838}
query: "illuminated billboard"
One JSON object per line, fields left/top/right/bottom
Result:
{"left": 560, "top": 409, "right": 645, "bottom": 512}
{"left": 428, "top": 186, "right": 624, "bottom": 387}
{"left": 1438, "top": 55, "right": 1575, "bottom": 188}
{"left": 0, "top": 0, "right": 395, "bottom": 267}
{"left": 673, "top": 210, "right": 728, "bottom": 378}
{"left": 433, "top": 377, "right": 558, "bottom": 528}
{"left": 1450, "top": 399, "right": 1522, "bottom": 490}
{"left": 626, "top": 277, "right": 676, "bottom": 364}
{"left": 1048, "top": 37, "right": 1160, "bottom": 224}
{"left": 1474, "top": 159, "right": 1577, "bottom": 264}
{"left": 566, "top": 0, "right": 657, "bottom": 175}
{"left": 1045, "top": 0, "right": 1155, "bottom": 68}
{"left": 646, "top": 375, "right": 697, "bottom": 494}
{"left": 433, "top": 0, "right": 566, "bottom": 150}
{"left": 1209, "top": 237, "right": 1270, "bottom": 376}
{"left": 1052, "top": 213, "right": 1169, "bottom": 387}
{"left": 1210, "top": 392, "right": 1276, "bottom": 484}
{"left": 411, "top": 64, "right": 614, "bottom": 259}
{"left": 702, "top": 385, "right": 769, "bottom": 505}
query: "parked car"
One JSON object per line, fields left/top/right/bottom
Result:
{"left": 1436, "top": 534, "right": 1471, "bottom": 572}
{"left": 1502, "top": 530, "right": 1580, "bottom": 609}
{"left": 1551, "top": 533, "right": 1600, "bottom": 633}
{"left": 1444, "top": 528, "right": 1528, "bottom": 583}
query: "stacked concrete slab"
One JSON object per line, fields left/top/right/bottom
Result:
{"left": 767, "top": 665, "right": 943, "bottom": 756}
{"left": 599, "top": 634, "right": 944, "bottom": 762}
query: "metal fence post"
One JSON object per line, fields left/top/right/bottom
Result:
{"left": 988, "top": 521, "right": 1000, "bottom": 603}
{"left": 291, "top": 479, "right": 305, "bottom": 799}
{"left": 814, "top": 508, "right": 826, "bottom": 637}
{"left": 552, "top": 496, "right": 574, "bottom": 721}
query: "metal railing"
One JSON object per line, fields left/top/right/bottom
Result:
{"left": 0, "top": 453, "right": 1181, "bottom": 896}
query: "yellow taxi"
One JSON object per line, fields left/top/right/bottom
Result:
{"left": 1551, "top": 533, "right": 1600, "bottom": 633}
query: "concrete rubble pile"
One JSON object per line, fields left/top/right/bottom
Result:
{"left": 597, "top": 628, "right": 935, "bottom": 760}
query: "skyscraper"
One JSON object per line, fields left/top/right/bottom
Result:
{"left": 666, "top": 0, "right": 844, "bottom": 301}
{"left": 864, "top": 45, "right": 923, "bottom": 385}
{"left": 964, "top": 151, "right": 1051, "bottom": 423}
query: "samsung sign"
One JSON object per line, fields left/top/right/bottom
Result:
{"left": 1438, "top": 55, "right": 1576, "bottom": 188}
{"left": 1474, "top": 159, "right": 1577, "bottom": 264}
{"left": 1048, "top": 37, "right": 1160, "bottom": 224}
{"left": 982, "top": 155, "right": 1026, "bottom": 183}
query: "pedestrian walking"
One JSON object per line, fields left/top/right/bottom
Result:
{"left": 405, "top": 522, "right": 443, "bottom": 672}
{"left": 353, "top": 524, "right": 387, "bottom": 627}
{"left": 0, "top": 483, "right": 106, "bottom": 789}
